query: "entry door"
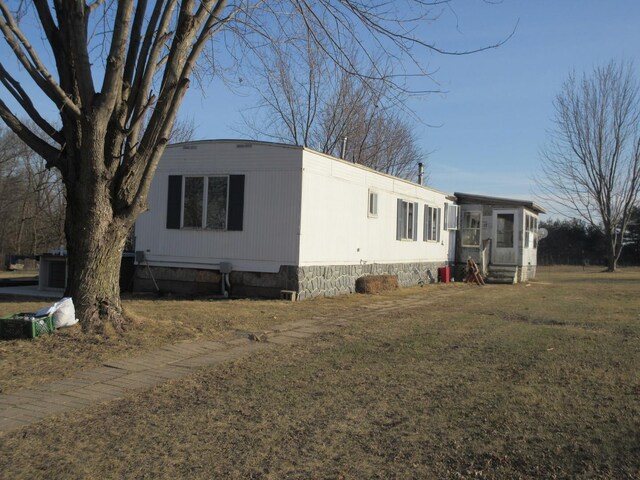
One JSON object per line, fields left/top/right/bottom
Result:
{"left": 492, "top": 209, "right": 518, "bottom": 265}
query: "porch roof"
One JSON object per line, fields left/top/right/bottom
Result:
{"left": 453, "top": 192, "right": 546, "bottom": 214}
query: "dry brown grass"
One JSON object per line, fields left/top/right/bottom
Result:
{"left": 0, "top": 285, "right": 444, "bottom": 394}
{"left": 1, "top": 267, "right": 639, "bottom": 479}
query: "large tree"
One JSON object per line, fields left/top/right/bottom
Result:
{"left": 539, "top": 61, "right": 640, "bottom": 271}
{"left": 0, "top": 1, "right": 507, "bottom": 331}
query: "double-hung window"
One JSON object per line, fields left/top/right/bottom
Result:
{"left": 424, "top": 205, "right": 441, "bottom": 242}
{"left": 461, "top": 211, "right": 481, "bottom": 247}
{"left": 397, "top": 199, "right": 418, "bottom": 241}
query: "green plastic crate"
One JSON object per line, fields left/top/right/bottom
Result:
{"left": 0, "top": 313, "right": 55, "bottom": 340}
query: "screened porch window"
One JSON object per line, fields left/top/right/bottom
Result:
{"left": 496, "top": 213, "right": 515, "bottom": 248}
{"left": 461, "top": 211, "right": 481, "bottom": 247}
{"left": 525, "top": 214, "right": 537, "bottom": 248}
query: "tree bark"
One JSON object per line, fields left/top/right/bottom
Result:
{"left": 64, "top": 198, "right": 131, "bottom": 332}
{"left": 63, "top": 141, "right": 133, "bottom": 333}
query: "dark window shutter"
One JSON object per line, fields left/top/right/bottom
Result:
{"left": 396, "top": 199, "right": 403, "bottom": 240}
{"left": 166, "top": 175, "right": 182, "bottom": 229}
{"left": 227, "top": 175, "right": 245, "bottom": 231}
{"left": 413, "top": 202, "right": 419, "bottom": 240}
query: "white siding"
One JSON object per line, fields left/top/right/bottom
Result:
{"left": 298, "top": 151, "right": 452, "bottom": 266}
{"left": 135, "top": 141, "right": 303, "bottom": 272}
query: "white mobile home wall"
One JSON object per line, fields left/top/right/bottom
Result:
{"left": 134, "top": 141, "right": 303, "bottom": 276}
{"left": 299, "top": 150, "right": 451, "bottom": 266}
{"left": 134, "top": 140, "right": 454, "bottom": 298}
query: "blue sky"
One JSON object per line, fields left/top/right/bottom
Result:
{"left": 178, "top": 1, "right": 640, "bottom": 215}
{"left": 1, "top": 1, "right": 638, "bottom": 219}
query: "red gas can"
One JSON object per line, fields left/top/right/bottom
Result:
{"left": 438, "top": 266, "right": 450, "bottom": 283}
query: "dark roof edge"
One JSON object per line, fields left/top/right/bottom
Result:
{"left": 167, "top": 139, "right": 303, "bottom": 150}
{"left": 453, "top": 192, "right": 546, "bottom": 214}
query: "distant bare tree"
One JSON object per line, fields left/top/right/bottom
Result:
{"left": 241, "top": 42, "right": 426, "bottom": 180}
{"left": 0, "top": 127, "right": 64, "bottom": 259}
{"left": 538, "top": 61, "right": 640, "bottom": 271}
{"left": 169, "top": 117, "right": 197, "bottom": 144}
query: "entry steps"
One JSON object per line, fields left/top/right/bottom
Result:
{"left": 485, "top": 265, "right": 518, "bottom": 284}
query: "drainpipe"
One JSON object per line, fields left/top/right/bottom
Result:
{"left": 220, "top": 262, "right": 233, "bottom": 298}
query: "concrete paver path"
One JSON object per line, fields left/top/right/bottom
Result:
{"left": 0, "top": 289, "right": 466, "bottom": 435}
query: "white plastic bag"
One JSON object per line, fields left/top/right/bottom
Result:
{"left": 35, "top": 297, "right": 79, "bottom": 328}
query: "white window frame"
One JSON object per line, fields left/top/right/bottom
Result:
{"left": 368, "top": 190, "right": 378, "bottom": 218}
{"left": 461, "top": 211, "right": 481, "bottom": 247}
{"left": 444, "top": 203, "right": 459, "bottom": 230}
{"left": 424, "top": 205, "right": 441, "bottom": 242}
{"left": 181, "top": 175, "right": 229, "bottom": 230}
{"left": 397, "top": 199, "right": 418, "bottom": 241}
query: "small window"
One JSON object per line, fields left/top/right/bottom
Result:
{"left": 496, "top": 213, "right": 514, "bottom": 248}
{"left": 461, "top": 211, "right": 481, "bottom": 247}
{"left": 368, "top": 190, "right": 378, "bottom": 217}
{"left": 424, "top": 205, "right": 441, "bottom": 242}
{"left": 397, "top": 199, "right": 418, "bottom": 241}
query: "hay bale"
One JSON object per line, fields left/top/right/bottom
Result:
{"left": 355, "top": 274, "right": 399, "bottom": 294}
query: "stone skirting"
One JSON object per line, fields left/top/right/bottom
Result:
{"left": 292, "top": 262, "right": 445, "bottom": 300}
{"left": 134, "top": 261, "right": 447, "bottom": 299}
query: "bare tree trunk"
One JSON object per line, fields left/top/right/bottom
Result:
{"left": 63, "top": 144, "right": 132, "bottom": 333}
{"left": 64, "top": 196, "right": 131, "bottom": 333}
{"left": 607, "top": 243, "right": 617, "bottom": 271}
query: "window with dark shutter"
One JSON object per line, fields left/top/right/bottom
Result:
{"left": 168, "top": 174, "right": 244, "bottom": 231}
{"left": 227, "top": 175, "right": 245, "bottom": 231}
{"left": 166, "top": 175, "right": 182, "bottom": 229}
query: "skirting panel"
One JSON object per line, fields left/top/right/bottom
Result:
{"left": 134, "top": 261, "right": 447, "bottom": 299}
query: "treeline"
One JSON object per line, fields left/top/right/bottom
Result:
{"left": 0, "top": 127, "right": 65, "bottom": 264}
{"left": 538, "top": 215, "right": 640, "bottom": 266}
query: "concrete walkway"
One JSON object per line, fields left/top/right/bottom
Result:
{"left": 0, "top": 290, "right": 465, "bottom": 435}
